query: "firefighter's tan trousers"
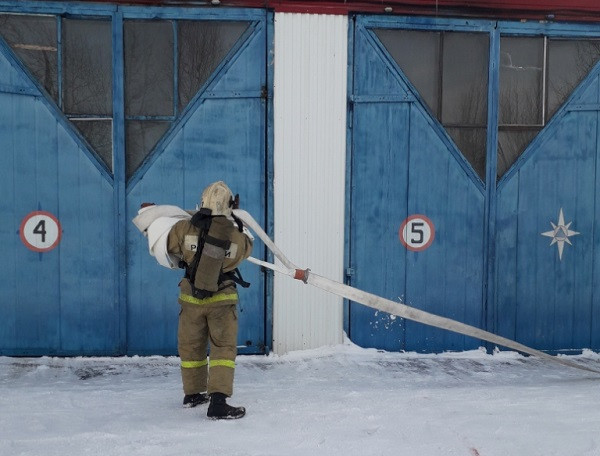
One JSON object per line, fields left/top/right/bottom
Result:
{"left": 178, "top": 303, "right": 238, "bottom": 397}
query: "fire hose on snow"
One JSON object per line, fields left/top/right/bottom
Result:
{"left": 232, "top": 209, "right": 600, "bottom": 375}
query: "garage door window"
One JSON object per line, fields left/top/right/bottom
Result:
{"left": 498, "top": 37, "right": 600, "bottom": 178}
{"left": 376, "top": 29, "right": 489, "bottom": 181}
{"left": 123, "top": 19, "right": 249, "bottom": 179}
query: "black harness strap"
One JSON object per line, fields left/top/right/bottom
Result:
{"left": 220, "top": 268, "right": 251, "bottom": 289}
{"left": 183, "top": 209, "right": 212, "bottom": 294}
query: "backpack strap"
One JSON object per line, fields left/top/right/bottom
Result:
{"left": 183, "top": 209, "right": 213, "bottom": 296}
{"left": 219, "top": 267, "right": 251, "bottom": 289}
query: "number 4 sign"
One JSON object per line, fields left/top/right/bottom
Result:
{"left": 399, "top": 214, "right": 435, "bottom": 252}
{"left": 19, "top": 211, "right": 62, "bottom": 252}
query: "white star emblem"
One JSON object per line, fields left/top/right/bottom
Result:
{"left": 541, "top": 208, "right": 579, "bottom": 261}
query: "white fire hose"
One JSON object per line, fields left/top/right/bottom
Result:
{"left": 233, "top": 209, "right": 600, "bottom": 375}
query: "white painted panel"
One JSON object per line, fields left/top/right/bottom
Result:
{"left": 273, "top": 13, "right": 347, "bottom": 354}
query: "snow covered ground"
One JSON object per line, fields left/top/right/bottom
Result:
{"left": 1, "top": 340, "right": 600, "bottom": 456}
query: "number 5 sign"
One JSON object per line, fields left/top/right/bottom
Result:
{"left": 399, "top": 215, "right": 435, "bottom": 252}
{"left": 19, "top": 211, "right": 62, "bottom": 252}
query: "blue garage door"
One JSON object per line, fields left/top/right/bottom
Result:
{"left": 125, "top": 14, "right": 269, "bottom": 356}
{"left": 0, "top": 4, "right": 270, "bottom": 356}
{"left": 0, "top": 13, "right": 117, "bottom": 355}
{"left": 350, "top": 16, "right": 600, "bottom": 353}
{"left": 348, "top": 19, "right": 486, "bottom": 352}
{"left": 494, "top": 38, "right": 600, "bottom": 353}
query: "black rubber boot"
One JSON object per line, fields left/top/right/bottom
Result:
{"left": 207, "top": 393, "right": 246, "bottom": 420}
{"left": 183, "top": 392, "right": 210, "bottom": 408}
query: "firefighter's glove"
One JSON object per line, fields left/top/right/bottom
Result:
{"left": 232, "top": 214, "right": 244, "bottom": 232}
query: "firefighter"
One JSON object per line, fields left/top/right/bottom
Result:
{"left": 166, "top": 181, "right": 253, "bottom": 420}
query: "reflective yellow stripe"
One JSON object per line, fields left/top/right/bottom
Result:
{"left": 181, "top": 360, "right": 208, "bottom": 369}
{"left": 182, "top": 359, "right": 235, "bottom": 369}
{"left": 209, "top": 359, "right": 235, "bottom": 369}
{"left": 179, "top": 292, "right": 238, "bottom": 306}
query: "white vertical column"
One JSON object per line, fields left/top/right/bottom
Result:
{"left": 272, "top": 12, "right": 348, "bottom": 354}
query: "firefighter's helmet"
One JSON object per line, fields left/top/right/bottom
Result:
{"left": 200, "top": 181, "right": 234, "bottom": 216}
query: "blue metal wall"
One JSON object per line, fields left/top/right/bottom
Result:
{"left": 349, "top": 16, "right": 600, "bottom": 353}
{"left": 0, "top": 2, "right": 271, "bottom": 356}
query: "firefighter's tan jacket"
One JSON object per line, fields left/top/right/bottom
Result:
{"left": 167, "top": 215, "right": 253, "bottom": 307}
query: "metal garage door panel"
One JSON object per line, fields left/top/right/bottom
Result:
{"left": 349, "top": 102, "right": 410, "bottom": 350}
{"left": 126, "top": 22, "right": 267, "bottom": 355}
{"left": 350, "top": 24, "right": 485, "bottom": 352}
{"left": 404, "top": 107, "right": 485, "bottom": 352}
{"left": 495, "top": 72, "right": 600, "bottom": 352}
{"left": 0, "top": 46, "right": 117, "bottom": 355}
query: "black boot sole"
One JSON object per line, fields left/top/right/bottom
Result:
{"left": 207, "top": 408, "right": 246, "bottom": 420}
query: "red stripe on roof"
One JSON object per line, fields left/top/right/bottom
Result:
{"left": 67, "top": 0, "right": 600, "bottom": 21}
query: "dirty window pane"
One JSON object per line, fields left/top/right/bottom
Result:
{"left": 497, "top": 128, "right": 539, "bottom": 178}
{"left": 63, "top": 19, "right": 112, "bottom": 115}
{"left": 178, "top": 21, "right": 249, "bottom": 112}
{"left": 375, "top": 29, "right": 440, "bottom": 117}
{"left": 497, "top": 37, "right": 600, "bottom": 179}
{"left": 500, "top": 37, "right": 543, "bottom": 125}
{"left": 72, "top": 120, "right": 113, "bottom": 172}
{"left": 547, "top": 39, "right": 600, "bottom": 119}
{"left": 447, "top": 127, "right": 487, "bottom": 180}
{"left": 0, "top": 14, "right": 58, "bottom": 101}
{"left": 125, "top": 20, "right": 173, "bottom": 117}
{"left": 442, "top": 32, "right": 489, "bottom": 125}
{"left": 375, "top": 29, "right": 488, "bottom": 181}
{"left": 125, "top": 120, "right": 171, "bottom": 179}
